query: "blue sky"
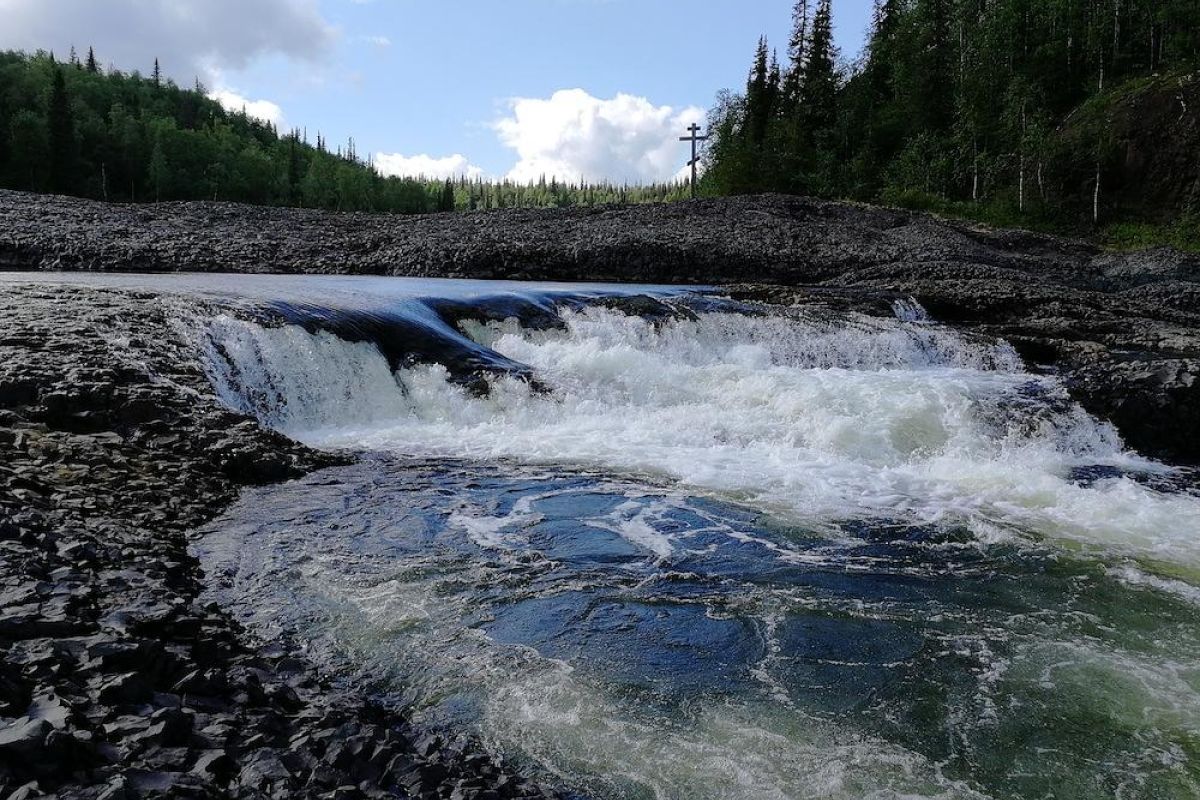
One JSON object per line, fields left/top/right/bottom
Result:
{"left": 1, "top": 0, "right": 876, "bottom": 182}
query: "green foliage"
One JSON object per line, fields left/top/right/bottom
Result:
{"left": 798, "top": 0, "right": 837, "bottom": 138}
{"left": 1102, "top": 221, "right": 1200, "bottom": 254}
{"left": 8, "top": 110, "right": 49, "bottom": 192}
{"left": 704, "top": 0, "right": 1200, "bottom": 231}
{"left": 0, "top": 49, "right": 689, "bottom": 214}
{"left": 148, "top": 131, "right": 168, "bottom": 201}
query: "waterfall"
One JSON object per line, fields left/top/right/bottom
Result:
{"left": 198, "top": 298, "right": 1200, "bottom": 570}
{"left": 187, "top": 278, "right": 1200, "bottom": 800}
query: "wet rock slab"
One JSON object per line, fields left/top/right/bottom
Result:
{"left": 0, "top": 286, "right": 560, "bottom": 799}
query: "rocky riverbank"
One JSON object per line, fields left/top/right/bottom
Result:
{"left": 2, "top": 190, "right": 1199, "bottom": 798}
{"left": 2, "top": 189, "right": 1197, "bottom": 464}
{"left": 0, "top": 286, "right": 560, "bottom": 799}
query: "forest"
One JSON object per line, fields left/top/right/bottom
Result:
{"left": 4, "top": 0, "right": 1200, "bottom": 243}
{"left": 702, "top": 0, "right": 1200, "bottom": 244}
{"left": 0, "top": 48, "right": 689, "bottom": 214}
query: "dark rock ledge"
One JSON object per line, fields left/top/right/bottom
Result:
{"left": 0, "top": 286, "right": 559, "bottom": 800}
{"left": 1, "top": 189, "right": 1197, "bottom": 464}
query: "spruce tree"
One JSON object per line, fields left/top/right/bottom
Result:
{"left": 799, "top": 0, "right": 838, "bottom": 137}
{"left": 914, "top": 0, "right": 955, "bottom": 133}
{"left": 47, "top": 68, "right": 76, "bottom": 195}
{"left": 767, "top": 51, "right": 782, "bottom": 114}
{"left": 148, "top": 134, "right": 168, "bottom": 202}
{"left": 153, "top": 58, "right": 162, "bottom": 87}
{"left": 286, "top": 135, "right": 303, "bottom": 204}
{"left": 86, "top": 47, "right": 98, "bottom": 73}
{"left": 744, "top": 38, "right": 773, "bottom": 147}
{"left": 781, "top": 0, "right": 811, "bottom": 109}
{"left": 860, "top": 0, "right": 904, "bottom": 143}
{"left": 8, "top": 110, "right": 50, "bottom": 192}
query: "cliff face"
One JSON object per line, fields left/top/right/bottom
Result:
{"left": 1058, "top": 72, "right": 1200, "bottom": 224}
{"left": 1, "top": 189, "right": 1198, "bottom": 466}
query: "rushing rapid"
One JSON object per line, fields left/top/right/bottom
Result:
{"left": 170, "top": 275, "right": 1200, "bottom": 800}
{"left": 201, "top": 297, "right": 1200, "bottom": 572}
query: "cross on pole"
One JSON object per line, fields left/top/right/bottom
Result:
{"left": 679, "top": 123, "right": 709, "bottom": 199}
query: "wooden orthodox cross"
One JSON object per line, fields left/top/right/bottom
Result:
{"left": 679, "top": 123, "right": 709, "bottom": 199}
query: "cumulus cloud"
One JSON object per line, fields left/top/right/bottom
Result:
{"left": 207, "top": 89, "right": 285, "bottom": 126}
{"left": 495, "top": 89, "right": 705, "bottom": 184}
{"left": 0, "top": 0, "right": 335, "bottom": 82}
{"left": 373, "top": 153, "right": 485, "bottom": 180}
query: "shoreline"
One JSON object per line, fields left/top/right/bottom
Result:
{"left": 0, "top": 285, "right": 560, "bottom": 799}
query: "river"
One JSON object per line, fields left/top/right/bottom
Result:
{"left": 13, "top": 273, "right": 1200, "bottom": 799}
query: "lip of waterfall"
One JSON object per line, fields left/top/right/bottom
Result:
{"left": 235, "top": 291, "right": 718, "bottom": 393}
{"left": 256, "top": 298, "right": 542, "bottom": 390}
{"left": 173, "top": 278, "right": 707, "bottom": 394}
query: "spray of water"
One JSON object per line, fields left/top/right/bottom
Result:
{"left": 200, "top": 304, "right": 1200, "bottom": 572}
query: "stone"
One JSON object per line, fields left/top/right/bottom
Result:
{"left": 237, "top": 750, "right": 293, "bottom": 790}
{"left": 96, "top": 672, "right": 152, "bottom": 705}
{"left": 24, "top": 693, "right": 70, "bottom": 729}
{"left": 0, "top": 718, "right": 51, "bottom": 769}
{"left": 190, "top": 749, "right": 234, "bottom": 781}
{"left": 126, "top": 708, "right": 193, "bottom": 749}
{"left": 4, "top": 782, "right": 44, "bottom": 800}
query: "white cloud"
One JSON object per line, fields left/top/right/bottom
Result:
{"left": 494, "top": 89, "right": 705, "bottom": 184}
{"left": 208, "top": 89, "right": 285, "bottom": 126}
{"left": 373, "top": 153, "right": 485, "bottom": 180}
{"left": 362, "top": 35, "right": 392, "bottom": 48}
{"left": 0, "top": 0, "right": 335, "bottom": 82}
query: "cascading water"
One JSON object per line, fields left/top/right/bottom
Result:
{"left": 186, "top": 278, "right": 1200, "bottom": 800}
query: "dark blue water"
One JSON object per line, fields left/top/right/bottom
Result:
{"left": 197, "top": 457, "right": 1200, "bottom": 800}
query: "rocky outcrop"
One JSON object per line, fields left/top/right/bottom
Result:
{"left": 7, "top": 189, "right": 1192, "bottom": 463}
{"left": 0, "top": 287, "right": 559, "bottom": 799}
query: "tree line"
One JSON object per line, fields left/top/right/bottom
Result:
{"left": 702, "top": 0, "right": 1200, "bottom": 237}
{"left": 0, "top": 49, "right": 689, "bottom": 214}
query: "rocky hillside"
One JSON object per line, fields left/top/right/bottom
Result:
{"left": 1059, "top": 72, "right": 1200, "bottom": 224}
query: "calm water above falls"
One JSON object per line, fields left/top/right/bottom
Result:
{"left": 140, "top": 274, "right": 1200, "bottom": 800}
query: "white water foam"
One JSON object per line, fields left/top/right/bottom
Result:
{"left": 200, "top": 314, "right": 410, "bottom": 434}
{"left": 585, "top": 499, "right": 679, "bottom": 561}
{"left": 449, "top": 495, "right": 544, "bottom": 551}
{"left": 200, "top": 305, "right": 1200, "bottom": 574}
